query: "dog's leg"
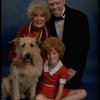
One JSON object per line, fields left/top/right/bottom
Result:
{"left": 30, "top": 77, "right": 38, "bottom": 100}
{"left": 11, "top": 64, "right": 20, "bottom": 100}
{"left": 1, "top": 78, "right": 10, "bottom": 97}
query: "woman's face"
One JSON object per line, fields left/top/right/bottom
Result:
{"left": 32, "top": 13, "right": 46, "bottom": 28}
{"left": 47, "top": 47, "right": 59, "bottom": 66}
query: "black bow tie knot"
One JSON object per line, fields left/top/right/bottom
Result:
{"left": 53, "top": 10, "right": 65, "bottom": 20}
{"left": 54, "top": 16, "right": 64, "bottom": 21}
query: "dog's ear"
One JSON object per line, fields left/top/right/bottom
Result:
{"left": 8, "top": 38, "right": 16, "bottom": 44}
{"left": 8, "top": 38, "right": 20, "bottom": 45}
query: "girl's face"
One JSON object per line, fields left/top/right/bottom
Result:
{"left": 32, "top": 13, "right": 46, "bottom": 28}
{"left": 47, "top": 47, "right": 59, "bottom": 66}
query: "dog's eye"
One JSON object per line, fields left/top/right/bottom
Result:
{"left": 21, "top": 43, "right": 25, "bottom": 48}
{"left": 30, "top": 43, "right": 34, "bottom": 47}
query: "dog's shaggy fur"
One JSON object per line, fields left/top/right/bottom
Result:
{"left": 1, "top": 36, "right": 43, "bottom": 100}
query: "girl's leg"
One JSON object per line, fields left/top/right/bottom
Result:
{"left": 36, "top": 93, "right": 54, "bottom": 100}
{"left": 36, "top": 93, "right": 46, "bottom": 100}
{"left": 61, "top": 89, "right": 87, "bottom": 100}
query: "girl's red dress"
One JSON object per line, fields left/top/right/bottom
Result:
{"left": 37, "top": 60, "right": 70, "bottom": 99}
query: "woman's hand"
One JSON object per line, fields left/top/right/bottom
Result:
{"left": 12, "top": 56, "right": 24, "bottom": 67}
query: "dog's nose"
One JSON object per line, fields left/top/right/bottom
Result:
{"left": 25, "top": 53, "right": 31, "bottom": 59}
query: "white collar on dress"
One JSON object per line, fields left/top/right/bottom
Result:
{"left": 44, "top": 60, "right": 63, "bottom": 75}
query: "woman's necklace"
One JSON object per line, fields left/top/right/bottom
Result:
{"left": 28, "top": 22, "right": 43, "bottom": 40}
{"left": 33, "top": 30, "right": 42, "bottom": 40}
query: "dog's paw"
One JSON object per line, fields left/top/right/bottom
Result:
{"left": 31, "top": 97, "right": 35, "bottom": 100}
{"left": 20, "top": 94, "right": 26, "bottom": 99}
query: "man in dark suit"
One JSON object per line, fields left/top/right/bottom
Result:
{"left": 46, "top": 0, "right": 90, "bottom": 89}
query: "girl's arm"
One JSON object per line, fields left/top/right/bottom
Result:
{"left": 55, "top": 84, "right": 64, "bottom": 100}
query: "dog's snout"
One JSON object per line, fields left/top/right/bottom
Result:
{"left": 25, "top": 53, "right": 31, "bottom": 59}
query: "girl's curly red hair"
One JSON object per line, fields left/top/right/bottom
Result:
{"left": 41, "top": 37, "right": 65, "bottom": 59}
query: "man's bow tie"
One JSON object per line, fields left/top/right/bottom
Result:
{"left": 53, "top": 10, "right": 65, "bottom": 20}
{"left": 54, "top": 16, "right": 64, "bottom": 21}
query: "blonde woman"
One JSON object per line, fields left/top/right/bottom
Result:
{"left": 8, "top": 0, "right": 51, "bottom": 61}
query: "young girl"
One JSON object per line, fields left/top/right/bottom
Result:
{"left": 36, "top": 37, "right": 87, "bottom": 100}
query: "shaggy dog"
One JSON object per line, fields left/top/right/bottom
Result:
{"left": 1, "top": 36, "right": 43, "bottom": 100}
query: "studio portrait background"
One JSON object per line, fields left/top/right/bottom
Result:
{"left": 1, "top": 0, "right": 99, "bottom": 100}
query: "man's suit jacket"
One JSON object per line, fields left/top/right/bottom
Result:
{"left": 46, "top": 5, "right": 90, "bottom": 88}
{"left": 46, "top": 5, "right": 90, "bottom": 89}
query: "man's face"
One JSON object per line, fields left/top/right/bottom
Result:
{"left": 48, "top": 0, "right": 65, "bottom": 17}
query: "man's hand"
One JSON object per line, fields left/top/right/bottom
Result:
{"left": 67, "top": 68, "right": 77, "bottom": 81}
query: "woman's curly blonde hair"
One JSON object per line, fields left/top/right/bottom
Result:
{"left": 42, "top": 37, "right": 65, "bottom": 59}
{"left": 27, "top": 0, "right": 51, "bottom": 21}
